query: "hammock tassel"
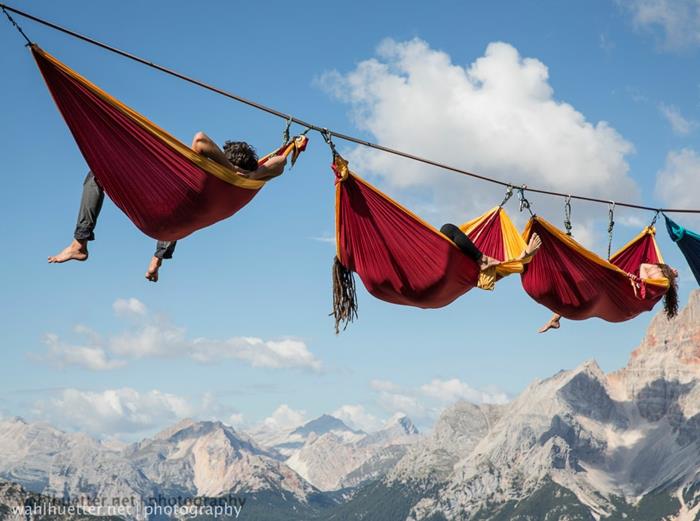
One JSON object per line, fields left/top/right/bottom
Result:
{"left": 332, "top": 256, "right": 358, "bottom": 334}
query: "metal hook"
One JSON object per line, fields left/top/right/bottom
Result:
{"left": 499, "top": 185, "right": 514, "bottom": 208}
{"left": 564, "top": 195, "right": 573, "bottom": 236}
{"left": 518, "top": 186, "right": 534, "bottom": 216}
{"left": 321, "top": 128, "right": 338, "bottom": 157}
{"left": 281, "top": 116, "right": 293, "bottom": 145}
{"left": 607, "top": 201, "right": 616, "bottom": 259}
{"left": 649, "top": 209, "right": 660, "bottom": 228}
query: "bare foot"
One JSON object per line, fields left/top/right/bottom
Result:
{"left": 145, "top": 256, "right": 163, "bottom": 282}
{"left": 525, "top": 233, "right": 542, "bottom": 256}
{"left": 48, "top": 239, "right": 88, "bottom": 263}
{"left": 538, "top": 314, "right": 561, "bottom": 333}
{"left": 479, "top": 255, "right": 501, "bottom": 271}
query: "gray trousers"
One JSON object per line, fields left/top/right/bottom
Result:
{"left": 74, "top": 172, "right": 177, "bottom": 259}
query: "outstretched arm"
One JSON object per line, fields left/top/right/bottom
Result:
{"left": 243, "top": 155, "right": 287, "bottom": 181}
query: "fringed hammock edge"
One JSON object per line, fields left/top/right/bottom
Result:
{"left": 331, "top": 155, "right": 531, "bottom": 332}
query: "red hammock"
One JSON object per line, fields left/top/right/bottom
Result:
{"left": 331, "top": 155, "right": 530, "bottom": 331}
{"left": 334, "top": 156, "right": 480, "bottom": 309}
{"left": 521, "top": 217, "right": 669, "bottom": 322}
{"left": 32, "top": 46, "right": 306, "bottom": 241}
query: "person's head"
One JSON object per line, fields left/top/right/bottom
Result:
{"left": 222, "top": 141, "right": 258, "bottom": 171}
{"left": 657, "top": 263, "right": 679, "bottom": 319}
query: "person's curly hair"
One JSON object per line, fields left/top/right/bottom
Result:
{"left": 223, "top": 141, "right": 258, "bottom": 171}
{"left": 658, "top": 263, "right": 679, "bottom": 319}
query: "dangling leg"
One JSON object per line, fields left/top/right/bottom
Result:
{"left": 440, "top": 223, "right": 499, "bottom": 270}
{"left": 49, "top": 171, "right": 104, "bottom": 263}
{"left": 145, "top": 241, "right": 177, "bottom": 282}
{"left": 538, "top": 313, "right": 561, "bottom": 333}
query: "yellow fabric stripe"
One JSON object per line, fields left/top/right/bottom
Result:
{"left": 523, "top": 216, "right": 668, "bottom": 288}
{"left": 459, "top": 208, "right": 496, "bottom": 236}
{"left": 35, "top": 46, "right": 265, "bottom": 191}
{"left": 610, "top": 226, "right": 665, "bottom": 265}
{"left": 460, "top": 207, "right": 527, "bottom": 275}
{"left": 500, "top": 209, "right": 528, "bottom": 260}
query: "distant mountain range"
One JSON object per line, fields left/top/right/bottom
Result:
{"left": 333, "top": 290, "right": 700, "bottom": 521}
{"left": 0, "top": 289, "right": 698, "bottom": 521}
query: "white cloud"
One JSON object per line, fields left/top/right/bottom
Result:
{"left": 659, "top": 103, "right": 697, "bottom": 135}
{"left": 619, "top": 0, "right": 700, "bottom": 50}
{"left": 420, "top": 378, "right": 509, "bottom": 404}
{"left": 190, "top": 338, "right": 323, "bottom": 371}
{"left": 40, "top": 330, "right": 126, "bottom": 371}
{"left": 41, "top": 299, "right": 322, "bottom": 372}
{"left": 655, "top": 148, "right": 700, "bottom": 219}
{"left": 310, "top": 234, "right": 336, "bottom": 244}
{"left": 30, "top": 388, "right": 244, "bottom": 438}
{"left": 320, "top": 39, "right": 637, "bottom": 240}
{"left": 259, "top": 404, "right": 307, "bottom": 432}
{"left": 376, "top": 391, "right": 428, "bottom": 419}
{"left": 113, "top": 298, "right": 148, "bottom": 317}
{"left": 35, "top": 388, "right": 193, "bottom": 436}
{"left": 332, "top": 404, "right": 382, "bottom": 432}
{"left": 367, "top": 377, "right": 509, "bottom": 427}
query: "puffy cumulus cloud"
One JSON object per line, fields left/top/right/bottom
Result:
{"left": 190, "top": 338, "right": 322, "bottom": 371}
{"left": 35, "top": 388, "right": 193, "bottom": 437}
{"left": 113, "top": 297, "right": 148, "bottom": 317}
{"left": 659, "top": 103, "right": 697, "bottom": 135}
{"left": 40, "top": 330, "right": 126, "bottom": 371}
{"left": 420, "top": 378, "right": 509, "bottom": 404}
{"left": 258, "top": 404, "right": 307, "bottom": 432}
{"left": 40, "top": 299, "right": 322, "bottom": 372}
{"left": 656, "top": 148, "right": 700, "bottom": 224}
{"left": 376, "top": 391, "right": 428, "bottom": 419}
{"left": 320, "top": 39, "right": 637, "bottom": 241}
{"left": 32, "top": 388, "right": 244, "bottom": 438}
{"left": 332, "top": 404, "right": 382, "bottom": 432}
{"left": 619, "top": 0, "right": 700, "bottom": 50}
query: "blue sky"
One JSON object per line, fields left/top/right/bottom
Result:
{"left": 1, "top": 0, "right": 699, "bottom": 438}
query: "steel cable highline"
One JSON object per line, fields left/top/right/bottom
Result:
{"left": 2, "top": 2, "right": 699, "bottom": 215}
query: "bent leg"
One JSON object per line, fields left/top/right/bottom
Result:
{"left": 145, "top": 241, "right": 177, "bottom": 282}
{"left": 49, "top": 171, "right": 104, "bottom": 263}
{"left": 74, "top": 171, "right": 105, "bottom": 241}
{"left": 154, "top": 241, "right": 177, "bottom": 260}
{"left": 440, "top": 223, "right": 483, "bottom": 262}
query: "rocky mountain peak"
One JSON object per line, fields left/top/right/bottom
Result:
{"left": 610, "top": 289, "right": 700, "bottom": 401}
{"left": 152, "top": 418, "right": 226, "bottom": 441}
{"left": 292, "top": 414, "right": 361, "bottom": 437}
{"left": 384, "top": 413, "right": 419, "bottom": 435}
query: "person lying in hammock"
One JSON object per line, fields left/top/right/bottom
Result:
{"left": 48, "top": 132, "right": 287, "bottom": 281}
{"left": 440, "top": 223, "right": 543, "bottom": 278}
{"left": 538, "top": 262, "right": 680, "bottom": 333}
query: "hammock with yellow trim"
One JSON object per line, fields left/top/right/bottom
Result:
{"left": 32, "top": 46, "right": 307, "bottom": 241}
{"left": 331, "top": 155, "right": 530, "bottom": 330}
{"left": 521, "top": 216, "right": 669, "bottom": 322}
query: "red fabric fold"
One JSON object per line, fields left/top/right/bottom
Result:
{"left": 336, "top": 173, "right": 480, "bottom": 308}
